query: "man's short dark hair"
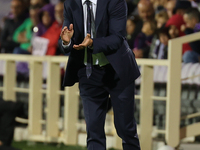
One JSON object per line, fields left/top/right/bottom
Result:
{"left": 185, "top": 7, "right": 200, "bottom": 22}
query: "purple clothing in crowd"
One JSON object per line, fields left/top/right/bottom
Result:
{"left": 194, "top": 23, "right": 200, "bottom": 32}
{"left": 36, "top": 4, "right": 55, "bottom": 36}
{"left": 134, "top": 32, "right": 153, "bottom": 49}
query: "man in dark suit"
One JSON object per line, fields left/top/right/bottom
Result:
{"left": 0, "top": 0, "right": 27, "bottom": 53}
{"left": 60, "top": 0, "right": 141, "bottom": 149}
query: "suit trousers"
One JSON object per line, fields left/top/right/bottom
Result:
{"left": 78, "top": 65, "right": 140, "bottom": 150}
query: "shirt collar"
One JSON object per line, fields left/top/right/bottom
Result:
{"left": 82, "top": 0, "right": 97, "bottom": 5}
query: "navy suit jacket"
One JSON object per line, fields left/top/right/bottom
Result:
{"left": 59, "top": 0, "right": 140, "bottom": 86}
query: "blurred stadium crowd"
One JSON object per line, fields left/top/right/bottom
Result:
{"left": 127, "top": 0, "right": 200, "bottom": 63}
{"left": 0, "top": 0, "right": 64, "bottom": 56}
{"left": 0, "top": 0, "right": 200, "bottom": 150}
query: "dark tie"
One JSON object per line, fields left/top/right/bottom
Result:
{"left": 86, "top": 0, "right": 92, "bottom": 78}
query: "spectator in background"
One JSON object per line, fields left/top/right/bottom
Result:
{"left": 133, "top": 20, "right": 157, "bottom": 58}
{"left": 137, "top": 0, "right": 155, "bottom": 34}
{"left": 182, "top": 8, "right": 200, "bottom": 33}
{"left": 182, "top": 8, "right": 200, "bottom": 63}
{"left": 0, "top": 0, "right": 27, "bottom": 53}
{"left": 156, "top": 27, "right": 170, "bottom": 59}
{"left": 12, "top": 7, "right": 39, "bottom": 54}
{"left": 3, "top": 0, "right": 29, "bottom": 20}
{"left": 155, "top": 10, "right": 169, "bottom": 29}
{"left": 36, "top": 4, "right": 55, "bottom": 36}
{"left": 173, "top": 0, "right": 192, "bottom": 16}
{"left": 149, "top": 10, "right": 168, "bottom": 58}
{"left": 165, "top": 14, "right": 192, "bottom": 55}
{"left": 126, "top": 15, "right": 140, "bottom": 49}
{"left": 29, "top": 0, "right": 50, "bottom": 27}
{"left": 131, "top": 0, "right": 155, "bottom": 48}
{"left": 41, "top": 1, "right": 64, "bottom": 55}
{"left": 165, "top": 0, "right": 176, "bottom": 18}
{"left": 138, "top": 0, "right": 155, "bottom": 22}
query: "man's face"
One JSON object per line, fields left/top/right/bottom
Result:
{"left": 165, "top": 0, "right": 176, "bottom": 18}
{"left": 11, "top": 0, "right": 24, "bottom": 18}
{"left": 55, "top": 3, "right": 64, "bottom": 24}
{"left": 138, "top": 2, "right": 154, "bottom": 21}
{"left": 169, "top": 25, "right": 179, "bottom": 38}
{"left": 183, "top": 14, "right": 198, "bottom": 29}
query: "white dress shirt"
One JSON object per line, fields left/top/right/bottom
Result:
{"left": 62, "top": 0, "right": 97, "bottom": 47}
{"left": 82, "top": 0, "right": 97, "bottom": 38}
{"left": 63, "top": 0, "right": 109, "bottom": 66}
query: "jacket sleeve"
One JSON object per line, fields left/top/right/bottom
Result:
{"left": 59, "top": 1, "right": 74, "bottom": 54}
{"left": 13, "top": 19, "right": 27, "bottom": 42}
{"left": 185, "top": 28, "right": 200, "bottom": 55}
{"left": 92, "top": 0, "right": 127, "bottom": 54}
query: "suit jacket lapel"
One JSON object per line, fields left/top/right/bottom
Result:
{"left": 95, "top": 0, "right": 108, "bottom": 31}
{"left": 74, "top": 0, "right": 108, "bottom": 36}
{"left": 74, "top": 0, "right": 84, "bottom": 36}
